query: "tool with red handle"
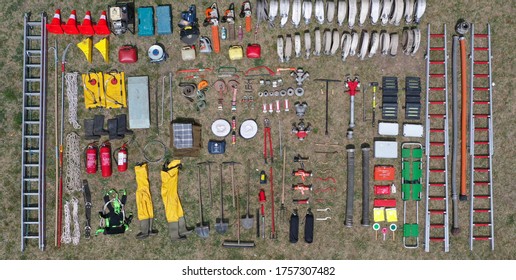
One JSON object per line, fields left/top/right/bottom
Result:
{"left": 293, "top": 168, "right": 312, "bottom": 181}
{"left": 293, "top": 198, "right": 310, "bottom": 204}
{"left": 203, "top": 3, "right": 221, "bottom": 53}
{"left": 259, "top": 188, "right": 266, "bottom": 239}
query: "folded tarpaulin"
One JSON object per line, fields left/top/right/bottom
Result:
{"left": 172, "top": 123, "right": 193, "bottom": 149}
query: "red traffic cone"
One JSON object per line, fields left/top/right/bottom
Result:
{"left": 46, "top": 9, "right": 64, "bottom": 34}
{"left": 93, "top": 11, "right": 110, "bottom": 35}
{"left": 62, "top": 10, "right": 80, "bottom": 35}
{"left": 78, "top": 11, "right": 95, "bottom": 36}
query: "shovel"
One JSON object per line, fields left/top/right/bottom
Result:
{"left": 241, "top": 160, "right": 254, "bottom": 229}
{"left": 216, "top": 164, "right": 229, "bottom": 234}
{"left": 195, "top": 166, "right": 210, "bottom": 238}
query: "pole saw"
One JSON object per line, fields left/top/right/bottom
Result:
{"left": 57, "top": 43, "right": 72, "bottom": 247}
{"left": 49, "top": 40, "right": 58, "bottom": 247}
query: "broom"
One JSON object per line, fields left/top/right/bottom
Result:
{"left": 223, "top": 170, "right": 255, "bottom": 248}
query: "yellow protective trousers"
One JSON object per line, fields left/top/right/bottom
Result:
{"left": 134, "top": 163, "right": 154, "bottom": 221}
{"left": 160, "top": 160, "right": 184, "bottom": 223}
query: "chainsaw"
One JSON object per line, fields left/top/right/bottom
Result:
{"left": 221, "top": 3, "right": 236, "bottom": 40}
{"left": 239, "top": 1, "right": 252, "bottom": 33}
{"left": 203, "top": 3, "right": 221, "bottom": 53}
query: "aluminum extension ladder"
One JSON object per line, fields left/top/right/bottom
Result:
{"left": 20, "top": 13, "right": 47, "bottom": 251}
{"left": 424, "top": 24, "right": 450, "bottom": 252}
{"left": 469, "top": 23, "right": 494, "bottom": 251}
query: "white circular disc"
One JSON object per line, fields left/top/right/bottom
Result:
{"left": 211, "top": 119, "right": 231, "bottom": 137}
{"left": 148, "top": 45, "right": 164, "bottom": 60}
{"left": 239, "top": 120, "right": 258, "bottom": 139}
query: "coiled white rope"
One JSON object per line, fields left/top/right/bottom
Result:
{"left": 61, "top": 200, "right": 71, "bottom": 244}
{"left": 65, "top": 72, "right": 81, "bottom": 129}
{"left": 65, "top": 132, "right": 81, "bottom": 193}
{"left": 71, "top": 197, "right": 80, "bottom": 245}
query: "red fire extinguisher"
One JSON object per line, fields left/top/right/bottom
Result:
{"left": 114, "top": 143, "right": 128, "bottom": 172}
{"left": 85, "top": 142, "right": 98, "bottom": 174}
{"left": 100, "top": 141, "right": 112, "bottom": 177}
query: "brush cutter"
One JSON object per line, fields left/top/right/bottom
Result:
{"left": 216, "top": 165, "right": 229, "bottom": 234}
{"left": 241, "top": 160, "right": 254, "bottom": 229}
{"left": 195, "top": 166, "right": 210, "bottom": 238}
{"left": 223, "top": 163, "right": 255, "bottom": 248}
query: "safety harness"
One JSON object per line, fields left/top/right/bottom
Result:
{"left": 96, "top": 189, "right": 133, "bottom": 235}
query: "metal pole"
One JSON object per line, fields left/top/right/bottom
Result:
{"left": 451, "top": 35, "right": 461, "bottom": 234}
{"left": 49, "top": 39, "right": 58, "bottom": 247}
{"left": 344, "top": 145, "right": 355, "bottom": 227}
{"left": 361, "top": 143, "right": 370, "bottom": 226}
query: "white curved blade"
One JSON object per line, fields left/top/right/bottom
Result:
{"left": 314, "top": 0, "right": 325, "bottom": 24}
{"left": 280, "top": 0, "right": 290, "bottom": 27}
{"left": 341, "top": 32, "right": 352, "bottom": 61}
{"left": 359, "top": 0, "right": 370, "bottom": 27}
{"left": 368, "top": 31, "right": 379, "bottom": 57}
{"left": 389, "top": 0, "right": 404, "bottom": 26}
{"left": 404, "top": 0, "right": 415, "bottom": 24}
{"left": 390, "top": 33, "right": 399, "bottom": 56}
{"left": 348, "top": 0, "right": 357, "bottom": 28}
{"left": 330, "top": 29, "right": 340, "bottom": 55}
{"left": 326, "top": 0, "right": 336, "bottom": 24}
{"left": 314, "top": 28, "right": 322, "bottom": 56}
{"left": 337, "top": 0, "right": 347, "bottom": 26}
{"left": 304, "top": 30, "right": 312, "bottom": 59}
{"left": 349, "top": 31, "right": 359, "bottom": 56}
{"left": 381, "top": 0, "right": 393, "bottom": 26}
{"left": 324, "top": 29, "right": 332, "bottom": 55}
{"left": 380, "top": 31, "right": 390, "bottom": 56}
{"left": 292, "top": 0, "right": 302, "bottom": 28}
{"left": 294, "top": 33, "right": 302, "bottom": 57}
{"left": 302, "top": 0, "right": 313, "bottom": 24}
{"left": 370, "top": 0, "right": 381, "bottom": 25}
{"left": 414, "top": 0, "right": 427, "bottom": 23}
{"left": 269, "top": 0, "right": 279, "bottom": 23}
{"left": 285, "top": 34, "right": 293, "bottom": 61}
{"left": 411, "top": 28, "right": 421, "bottom": 55}
{"left": 277, "top": 36, "right": 285, "bottom": 62}
{"left": 358, "top": 30, "right": 370, "bottom": 60}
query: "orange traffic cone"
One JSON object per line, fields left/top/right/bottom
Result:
{"left": 93, "top": 11, "right": 110, "bottom": 35}
{"left": 62, "top": 10, "right": 80, "bottom": 35}
{"left": 46, "top": 9, "right": 64, "bottom": 34}
{"left": 78, "top": 11, "right": 95, "bottom": 36}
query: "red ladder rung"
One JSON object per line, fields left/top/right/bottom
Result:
{"left": 475, "top": 141, "right": 490, "bottom": 145}
{"left": 429, "top": 73, "right": 445, "bottom": 78}
{"left": 473, "top": 223, "right": 491, "bottom": 227}
{"left": 429, "top": 209, "right": 446, "bottom": 215}
{"left": 429, "top": 128, "right": 445, "bottom": 133}
{"left": 430, "top": 224, "right": 445, "bottom": 229}
{"left": 429, "top": 114, "right": 445, "bottom": 118}
{"left": 473, "top": 87, "right": 490, "bottom": 91}
{"left": 475, "top": 127, "right": 490, "bottom": 131}
{"left": 429, "top": 47, "right": 445, "bottom": 51}
{"left": 475, "top": 34, "right": 489, "bottom": 38}
{"left": 473, "top": 209, "right": 491, "bottom": 213}
{"left": 474, "top": 154, "right": 490, "bottom": 159}
{"left": 474, "top": 114, "right": 490, "bottom": 118}
{"left": 473, "top": 101, "right": 490, "bottom": 105}
{"left": 474, "top": 47, "right": 489, "bottom": 51}
{"left": 430, "top": 237, "right": 445, "bottom": 242}
{"left": 430, "top": 60, "right": 445, "bottom": 65}
{"left": 429, "top": 87, "right": 446, "bottom": 91}
{"left": 474, "top": 181, "right": 490, "bottom": 186}
{"left": 473, "top": 236, "right": 491, "bottom": 241}
{"left": 474, "top": 168, "right": 490, "bottom": 172}
{"left": 473, "top": 73, "right": 489, "bottom": 78}
{"left": 430, "top": 34, "right": 445, "bottom": 38}
{"left": 429, "top": 196, "right": 446, "bottom": 201}
{"left": 429, "top": 169, "right": 445, "bottom": 173}
{"left": 474, "top": 61, "right": 489, "bottom": 65}
{"left": 429, "top": 100, "right": 446, "bottom": 105}
{"left": 429, "top": 183, "right": 446, "bottom": 187}
{"left": 474, "top": 195, "right": 491, "bottom": 199}
{"left": 430, "top": 141, "right": 445, "bottom": 146}
{"left": 429, "top": 155, "right": 445, "bottom": 159}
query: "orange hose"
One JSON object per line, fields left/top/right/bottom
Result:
{"left": 460, "top": 38, "right": 468, "bottom": 199}
{"left": 212, "top": 25, "right": 220, "bottom": 53}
